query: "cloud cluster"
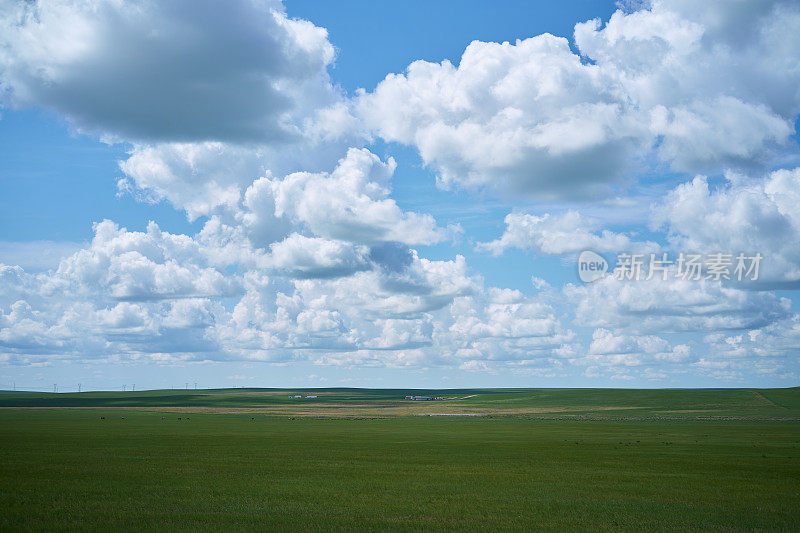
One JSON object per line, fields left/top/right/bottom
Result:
{"left": 1, "top": 0, "right": 799, "bottom": 384}
{"left": 0, "top": 222, "right": 233, "bottom": 363}
{"left": 586, "top": 328, "right": 691, "bottom": 366}
{"left": 566, "top": 275, "right": 790, "bottom": 334}
{"left": 1, "top": 0, "right": 367, "bottom": 227}
{"left": 0, "top": 0, "right": 341, "bottom": 143}
{"left": 264, "top": 148, "right": 447, "bottom": 246}
{"left": 357, "top": 0, "right": 800, "bottom": 199}
{"left": 563, "top": 274, "right": 796, "bottom": 381}
{"left": 0, "top": 220, "right": 578, "bottom": 371}
{"left": 117, "top": 129, "right": 365, "bottom": 221}
{"left": 651, "top": 167, "right": 800, "bottom": 286}
{"left": 53, "top": 220, "right": 242, "bottom": 301}
{"left": 477, "top": 211, "right": 658, "bottom": 256}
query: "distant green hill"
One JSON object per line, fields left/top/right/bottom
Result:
{"left": 1, "top": 387, "right": 797, "bottom": 418}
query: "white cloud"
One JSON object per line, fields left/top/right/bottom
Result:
{"left": 531, "top": 276, "right": 550, "bottom": 290}
{"left": 357, "top": 0, "right": 800, "bottom": 199}
{"left": 117, "top": 127, "right": 365, "bottom": 222}
{"left": 566, "top": 275, "right": 790, "bottom": 335}
{"left": 266, "top": 234, "right": 370, "bottom": 279}
{"left": 117, "top": 143, "right": 260, "bottom": 222}
{"left": 1, "top": 0, "right": 798, "bottom": 384}
{"left": 364, "top": 318, "right": 434, "bottom": 351}
{"left": 651, "top": 167, "right": 800, "bottom": 286}
{"left": 266, "top": 148, "right": 447, "bottom": 246}
{"left": 477, "top": 211, "right": 658, "bottom": 255}
{"left": 649, "top": 97, "right": 791, "bottom": 171}
{"left": 120, "top": 146, "right": 447, "bottom": 251}
{"left": 0, "top": 219, "right": 584, "bottom": 371}
{"left": 52, "top": 220, "right": 241, "bottom": 301}
{"left": 589, "top": 328, "right": 668, "bottom": 357}
{"left": 437, "top": 287, "right": 576, "bottom": 368}
{"left": 703, "top": 314, "right": 800, "bottom": 360}
{"left": 0, "top": 221, "right": 239, "bottom": 360}
{"left": 208, "top": 249, "right": 480, "bottom": 362}
{"left": 292, "top": 252, "right": 477, "bottom": 320}
{"left": 0, "top": 0, "right": 342, "bottom": 143}
{"left": 2, "top": 1, "right": 367, "bottom": 232}
{"left": 585, "top": 328, "right": 691, "bottom": 367}
{"left": 357, "top": 34, "right": 642, "bottom": 199}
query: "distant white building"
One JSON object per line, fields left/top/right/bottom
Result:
{"left": 405, "top": 395, "right": 445, "bottom": 401}
{"left": 305, "top": 395, "right": 317, "bottom": 398}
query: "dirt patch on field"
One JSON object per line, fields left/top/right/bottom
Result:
{"left": 0, "top": 404, "right": 653, "bottom": 417}
{"left": 2, "top": 405, "right": 798, "bottom": 421}
{"left": 653, "top": 409, "right": 717, "bottom": 414}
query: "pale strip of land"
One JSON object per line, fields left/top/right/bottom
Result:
{"left": 3, "top": 404, "right": 797, "bottom": 420}
{"left": 0, "top": 403, "right": 652, "bottom": 416}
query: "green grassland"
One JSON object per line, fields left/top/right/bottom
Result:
{"left": 1, "top": 386, "right": 799, "bottom": 418}
{"left": 1, "top": 388, "right": 799, "bottom": 530}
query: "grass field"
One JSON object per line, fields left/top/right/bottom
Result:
{"left": 1, "top": 388, "right": 798, "bottom": 530}
{"left": 2, "top": 386, "right": 800, "bottom": 418}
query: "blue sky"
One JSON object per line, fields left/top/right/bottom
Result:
{"left": 1, "top": 0, "right": 799, "bottom": 391}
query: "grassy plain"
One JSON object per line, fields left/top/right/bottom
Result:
{"left": 1, "top": 386, "right": 798, "bottom": 418}
{"left": 0, "top": 388, "right": 798, "bottom": 530}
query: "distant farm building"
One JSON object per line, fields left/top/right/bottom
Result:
{"left": 405, "top": 395, "right": 445, "bottom": 401}
{"left": 305, "top": 395, "right": 317, "bottom": 398}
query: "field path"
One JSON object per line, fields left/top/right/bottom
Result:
{"left": 751, "top": 390, "right": 785, "bottom": 409}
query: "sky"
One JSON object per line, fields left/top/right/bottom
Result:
{"left": 0, "top": 0, "right": 799, "bottom": 392}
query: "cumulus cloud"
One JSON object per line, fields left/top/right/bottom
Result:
{"left": 1, "top": 0, "right": 798, "bottom": 384}
{"left": 265, "top": 148, "right": 448, "bottom": 246}
{"left": 208, "top": 249, "right": 480, "bottom": 362}
{"left": 703, "top": 315, "right": 800, "bottom": 360}
{"left": 293, "top": 252, "right": 477, "bottom": 320}
{"left": 0, "top": 278, "right": 227, "bottom": 362}
{"left": 589, "top": 329, "right": 668, "bottom": 358}
{"left": 116, "top": 125, "right": 368, "bottom": 221}
{"left": 117, "top": 143, "right": 264, "bottom": 222}
{"left": 357, "top": 0, "right": 800, "bottom": 199}
{"left": 1, "top": 213, "right": 793, "bottom": 380}
{"left": 566, "top": 275, "right": 790, "bottom": 335}
{"left": 357, "top": 34, "right": 640, "bottom": 199}
{"left": 477, "top": 210, "right": 658, "bottom": 255}
{"left": 120, "top": 146, "right": 447, "bottom": 251}
{"left": 441, "top": 287, "right": 576, "bottom": 365}
{"left": 651, "top": 167, "right": 800, "bottom": 286}
{"left": 0, "top": 219, "right": 478, "bottom": 366}
{"left": 266, "top": 234, "right": 370, "bottom": 279}
{"left": 0, "top": 215, "right": 586, "bottom": 372}
{"left": 1, "top": 0, "right": 368, "bottom": 231}
{"left": 0, "top": 0, "right": 342, "bottom": 143}
{"left": 52, "top": 220, "right": 242, "bottom": 301}
{"left": 0, "top": 221, "right": 242, "bottom": 359}
{"left": 586, "top": 328, "right": 691, "bottom": 366}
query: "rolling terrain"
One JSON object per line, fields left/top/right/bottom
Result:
{"left": 0, "top": 388, "right": 798, "bottom": 530}
{"left": 1, "top": 386, "right": 798, "bottom": 418}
